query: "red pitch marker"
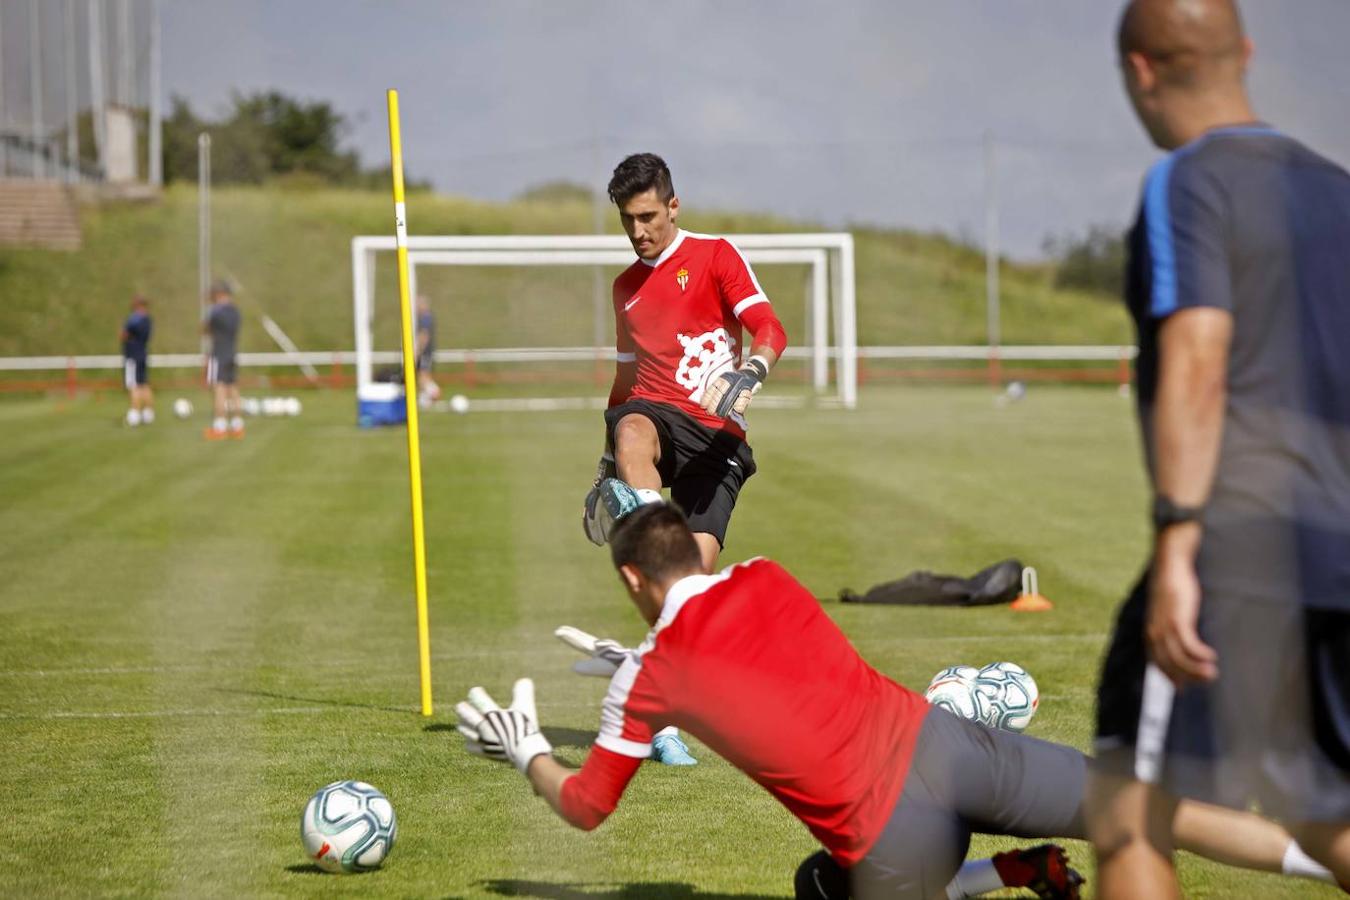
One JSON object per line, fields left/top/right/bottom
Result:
{"left": 1010, "top": 566, "right": 1054, "bottom": 612}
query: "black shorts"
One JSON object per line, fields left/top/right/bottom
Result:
{"left": 604, "top": 399, "right": 756, "bottom": 546}
{"left": 207, "top": 356, "right": 237, "bottom": 386}
{"left": 849, "top": 708, "right": 1088, "bottom": 900}
{"left": 1095, "top": 569, "right": 1350, "bottom": 822}
{"left": 123, "top": 356, "right": 147, "bottom": 388}
{"left": 416, "top": 351, "right": 433, "bottom": 373}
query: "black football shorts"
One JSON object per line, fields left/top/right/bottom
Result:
{"left": 1095, "top": 569, "right": 1350, "bottom": 823}
{"left": 604, "top": 398, "right": 756, "bottom": 546}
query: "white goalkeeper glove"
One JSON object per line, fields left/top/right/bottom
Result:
{"left": 555, "top": 625, "right": 634, "bottom": 678}
{"left": 700, "top": 355, "right": 769, "bottom": 419}
{"left": 582, "top": 453, "right": 618, "bottom": 545}
{"left": 455, "top": 678, "right": 553, "bottom": 773}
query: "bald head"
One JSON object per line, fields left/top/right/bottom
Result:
{"left": 1118, "top": 0, "right": 1247, "bottom": 88}
{"left": 1117, "top": 0, "right": 1255, "bottom": 149}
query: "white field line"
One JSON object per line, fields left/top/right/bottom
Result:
{"left": 0, "top": 345, "right": 1137, "bottom": 372}
{"left": 0, "top": 633, "right": 1107, "bottom": 679}
{"left": 0, "top": 706, "right": 357, "bottom": 720}
{"left": 429, "top": 394, "right": 807, "bottom": 414}
{"left": 853, "top": 632, "right": 1107, "bottom": 645}
{"left": 0, "top": 701, "right": 614, "bottom": 721}
{"left": 0, "top": 650, "right": 558, "bottom": 678}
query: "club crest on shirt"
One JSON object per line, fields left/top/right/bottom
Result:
{"left": 676, "top": 268, "right": 690, "bottom": 292}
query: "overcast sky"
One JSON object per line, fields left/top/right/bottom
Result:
{"left": 160, "top": 1, "right": 1350, "bottom": 257}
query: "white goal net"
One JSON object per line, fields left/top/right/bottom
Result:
{"left": 350, "top": 233, "right": 857, "bottom": 411}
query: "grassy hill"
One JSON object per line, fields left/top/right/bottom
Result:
{"left": 0, "top": 185, "right": 1131, "bottom": 358}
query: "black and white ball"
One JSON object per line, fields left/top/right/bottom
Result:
{"left": 300, "top": 780, "right": 397, "bottom": 873}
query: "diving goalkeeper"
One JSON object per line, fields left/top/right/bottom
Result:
{"left": 458, "top": 503, "right": 1340, "bottom": 899}
{"left": 582, "top": 153, "right": 787, "bottom": 574}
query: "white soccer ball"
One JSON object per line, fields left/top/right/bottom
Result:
{"left": 283, "top": 397, "right": 302, "bottom": 417}
{"left": 300, "top": 780, "right": 397, "bottom": 874}
{"left": 1005, "top": 381, "right": 1026, "bottom": 401}
{"left": 973, "top": 662, "right": 1040, "bottom": 733}
{"left": 172, "top": 398, "right": 193, "bottom": 419}
{"left": 449, "top": 394, "right": 469, "bottom": 414}
{"left": 241, "top": 397, "right": 261, "bottom": 416}
{"left": 924, "top": 665, "right": 981, "bottom": 722}
{"left": 262, "top": 397, "right": 283, "bottom": 417}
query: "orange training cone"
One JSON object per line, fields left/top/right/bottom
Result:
{"left": 1010, "top": 566, "right": 1054, "bottom": 612}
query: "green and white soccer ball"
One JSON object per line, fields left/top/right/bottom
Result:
{"left": 300, "top": 780, "right": 397, "bottom": 873}
{"left": 973, "top": 662, "right": 1039, "bottom": 733}
{"left": 923, "top": 665, "right": 981, "bottom": 722}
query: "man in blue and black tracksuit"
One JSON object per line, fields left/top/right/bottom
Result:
{"left": 1091, "top": 1, "right": 1350, "bottom": 896}
{"left": 121, "top": 295, "right": 154, "bottom": 426}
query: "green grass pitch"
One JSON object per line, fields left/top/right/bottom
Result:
{"left": 0, "top": 386, "right": 1335, "bottom": 898}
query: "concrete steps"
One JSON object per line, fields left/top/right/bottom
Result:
{"left": 0, "top": 180, "right": 82, "bottom": 250}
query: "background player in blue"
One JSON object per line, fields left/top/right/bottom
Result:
{"left": 1090, "top": 1, "right": 1350, "bottom": 896}
{"left": 414, "top": 295, "right": 441, "bottom": 407}
{"left": 120, "top": 295, "right": 154, "bottom": 427}
{"left": 203, "top": 281, "right": 244, "bottom": 440}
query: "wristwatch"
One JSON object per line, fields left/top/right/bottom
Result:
{"left": 1152, "top": 494, "right": 1205, "bottom": 531}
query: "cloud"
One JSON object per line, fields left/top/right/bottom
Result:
{"left": 162, "top": 0, "right": 1350, "bottom": 257}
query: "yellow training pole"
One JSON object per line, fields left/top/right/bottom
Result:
{"left": 387, "top": 89, "right": 434, "bottom": 716}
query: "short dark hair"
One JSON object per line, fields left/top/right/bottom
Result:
{"left": 607, "top": 153, "right": 674, "bottom": 207}
{"left": 609, "top": 503, "right": 702, "bottom": 582}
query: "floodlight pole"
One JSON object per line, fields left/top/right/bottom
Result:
{"left": 0, "top": 9, "right": 5, "bottom": 175}
{"left": 64, "top": 0, "right": 79, "bottom": 181}
{"left": 983, "top": 130, "right": 1002, "bottom": 387}
{"left": 87, "top": 0, "right": 106, "bottom": 179}
{"left": 116, "top": 0, "right": 131, "bottom": 108}
{"left": 148, "top": 0, "right": 162, "bottom": 186}
{"left": 29, "top": 0, "right": 44, "bottom": 179}
{"left": 590, "top": 131, "right": 607, "bottom": 380}
{"left": 198, "top": 132, "right": 211, "bottom": 352}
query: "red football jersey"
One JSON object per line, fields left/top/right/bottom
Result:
{"left": 560, "top": 558, "right": 931, "bottom": 865}
{"left": 612, "top": 230, "right": 778, "bottom": 437}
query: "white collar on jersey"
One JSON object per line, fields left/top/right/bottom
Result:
{"left": 653, "top": 557, "right": 766, "bottom": 630}
{"left": 639, "top": 229, "right": 688, "bottom": 268}
{"left": 657, "top": 571, "right": 725, "bottom": 628}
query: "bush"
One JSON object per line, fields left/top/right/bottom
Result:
{"left": 1046, "top": 225, "right": 1126, "bottom": 297}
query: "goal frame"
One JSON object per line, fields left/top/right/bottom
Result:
{"left": 350, "top": 233, "right": 857, "bottom": 408}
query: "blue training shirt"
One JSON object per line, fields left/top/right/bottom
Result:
{"left": 122, "top": 311, "right": 152, "bottom": 359}
{"left": 1126, "top": 125, "right": 1350, "bottom": 610}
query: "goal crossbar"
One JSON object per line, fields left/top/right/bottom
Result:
{"left": 351, "top": 233, "right": 857, "bottom": 408}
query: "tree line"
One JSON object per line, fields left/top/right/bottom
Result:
{"left": 1045, "top": 225, "right": 1126, "bottom": 297}
{"left": 160, "top": 90, "right": 427, "bottom": 189}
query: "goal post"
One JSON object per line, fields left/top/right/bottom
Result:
{"left": 350, "top": 233, "right": 857, "bottom": 414}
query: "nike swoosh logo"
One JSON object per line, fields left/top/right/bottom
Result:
{"left": 624, "top": 296, "right": 642, "bottom": 311}
{"left": 727, "top": 459, "right": 739, "bottom": 468}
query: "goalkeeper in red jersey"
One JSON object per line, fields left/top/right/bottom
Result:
{"left": 469, "top": 503, "right": 1085, "bottom": 898}
{"left": 582, "top": 153, "right": 788, "bottom": 576}
{"left": 459, "top": 503, "right": 1340, "bottom": 899}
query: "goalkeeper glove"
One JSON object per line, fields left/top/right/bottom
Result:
{"left": 555, "top": 625, "right": 634, "bottom": 677}
{"left": 582, "top": 453, "right": 618, "bottom": 545}
{"left": 455, "top": 678, "right": 553, "bottom": 773}
{"left": 700, "top": 355, "right": 769, "bottom": 419}
{"left": 591, "top": 452, "right": 617, "bottom": 487}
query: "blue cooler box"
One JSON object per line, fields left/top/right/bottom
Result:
{"left": 357, "top": 383, "right": 407, "bottom": 427}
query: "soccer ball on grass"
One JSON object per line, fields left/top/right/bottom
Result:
{"left": 923, "top": 665, "right": 981, "bottom": 721}
{"left": 300, "top": 780, "right": 397, "bottom": 873}
{"left": 972, "top": 662, "right": 1039, "bottom": 733}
